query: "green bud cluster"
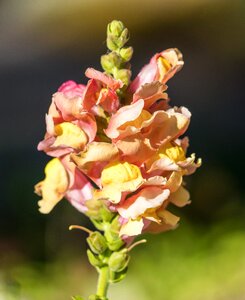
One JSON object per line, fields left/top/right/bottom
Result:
{"left": 84, "top": 213, "right": 130, "bottom": 286}
{"left": 101, "top": 20, "right": 133, "bottom": 87}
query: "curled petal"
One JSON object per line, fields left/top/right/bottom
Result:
{"left": 105, "top": 99, "right": 145, "bottom": 139}
{"left": 61, "top": 155, "right": 94, "bottom": 212}
{"left": 96, "top": 88, "right": 120, "bottom": 113}
{"left": 117, "top": 187, "right": 170, "bottom": 219}
{"left": 132, "top": 81, "right": 168, "bottom": 109}
{"left": 75, "top": 113, "right": 97, "bottom": 143}
{"left": 38, "top": 122, "right": 89, "bottom": 157}
{"left": 168, "top": 186, "right": 190, "bottom": 207}
{"left": 85, "top": 68, "right": 123, "bottom": 90}
{"left": 58, "top": 80, "right": 86, "bottom": 98}
{"left": 145, "top": 210, "right": 180, "bottom": 234}
{"left": 71, "top": 142, "right": 119, "bottom": 184}
{"left": 141, "top": 108, "right": 190, "bottom": 148}
{"left": 130, "top": 48, "right": 183, "bottom": 92}
{"left": 53, "top": 92, "right": 84, "bottom": 121}
{"left": 96, "top": 161, "right": 144, "bottom": 204}
{"left": 116, "top": 135, "right": 156, "bottom": 164}
{"left": 178, "top": 154, "right": 202, "bottom": 175}
{"left": 165, "top": 171, "right": 183, "bottom": 192}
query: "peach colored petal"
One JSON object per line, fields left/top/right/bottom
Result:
{"left": 168, "top": 186, "right": 190, "bottom": 207}
{"left": 130, "top": 48, "right": 183, "bottom": 93}
{"left": 165, "top": 171, "right": 183, "bottom": 192}
{"left": 141, "top": 109, "right": 190, "bottom": 148}
{"left": 158, "top": 209, "right": 180, "bottom": 226}
{"left": 116, "top": 135, "right": 156, "bottom": 164}
{"left": 132, "top": 81, "right": 168, "bottom": 109}
{"left": 75, "top": 113, "right": 97, "bottom": 142}
{"left": 71, "top": 142, "right": 119, "bottom": 185}
{"left": 119, "top": 218, "right": 144, "bottom": 237}
{"left": 96, "top": 88, "right": 120, "bottom": 113}
{"left": 53, "top": 92, "right": 83, "bottom": 121}
{"left": 105, "top": 99, "right": 145, "bottom": 139}
{"left": 117, "top": 187, "right": 170, "bottom": 219}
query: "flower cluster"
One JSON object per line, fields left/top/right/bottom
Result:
{"left": 35, "top": 22, "right": 201, "bottom": 240}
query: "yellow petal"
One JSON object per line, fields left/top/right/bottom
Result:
{"left": 101, "top": 161, "right": 142, "bottom": 186}
{"left": 158, "top": 209, "right": 180, "bottom": 226}
{"left": 145, "top": 142, "right": 186, "bottom": 170}
{"left": 53, "top": 122, "right": 87, "bottom": 150}
{"left": 35, "top": 158, "right": 68, "bottom": 213}
{"left": 72, "top": 142, "right": 119, "bottom": 171}
{"left": 168, "top": 186, "right": 190, "bottom": 207}
{"left": 119, "top": 218, "right": 144, "bottom": 236}
{"left": 119, "top": 109, "right": 152, "bottom": 130}
{"left": 99, "top": 161, "right": 144, "bottom": 203}
{"left": 157, "top": 57, "right": 172, "bottom": 81}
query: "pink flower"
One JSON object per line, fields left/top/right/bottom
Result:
{"left": 85, "top": 68, "right": 123, "bottom": 114}
{"left": 38, "top": 81, "right": 97, "bottom": 157}
{"left": 129, "top": 48, "right": 183, "bottom": 93}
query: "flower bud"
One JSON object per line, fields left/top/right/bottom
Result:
{"left": 101, "top": 52, "right": 122, "bottom": 73}
{"left": 116, "top": 28, "right": 129, "bottom": 49}
{"left": 87, "top": 231, "right": 108, "bottom": 254}
{"left": 113, "top": 68, "right": 131, "bottom": 86}
{"left": 106, "top": 20, "right": 129, "bottom": 50}
{"left": 108, "top": 249, "right": 129, "bottom": 273}
{"left": 119, "top": 47, "right": 133, "bottom": 62}
{"left": 107, "top": 20, "right": 124, "bottom": 37}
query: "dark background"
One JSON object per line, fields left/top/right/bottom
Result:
{"left": 0, "top": 1, "right": 245, "bottom": 299}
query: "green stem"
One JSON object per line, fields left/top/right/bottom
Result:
{"left": 96, "top": 266, "right": 109, "bottom": 299}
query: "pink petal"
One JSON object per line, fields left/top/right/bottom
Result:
{"left": 85, "top": 68, "right": 123, "bottom": 90}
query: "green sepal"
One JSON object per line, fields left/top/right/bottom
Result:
{"left": 101, "top": 52, "right": 122, "bottom": 73}
{"left": 91, "top": 218, "right": 104, "bottom": 231}
{"left": 71, "top": 296, "right": 85, "bottom": 300}
{"left": 107, "top": 239, "right": 124, "bottom": 252}
{"left": 108, "top": 249, "right": 130, "bottom": 272}
{"left": 109, "top": 267, "right": 128, "bottom": 283}
{"left": 120, "top": 47, "right": 133, "bottom": 62}
{"left": 87, "top": 249, "right": 104, "bottom": 268}
{"left": 87, "top": 232, "right": 108, "bottom": 254}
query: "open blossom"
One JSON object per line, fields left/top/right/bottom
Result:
{"left": 129, "top": 48, "right": 183, "bottom": 93}
{"left": 35, "top": 46, "right": 201, "bottom": 237}
{"left": 35, "top": 155, "right": 93, "bottom": 213}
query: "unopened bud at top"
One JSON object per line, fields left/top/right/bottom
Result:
{"left": 107, "top": 20, "right": 129, "bottom": 51}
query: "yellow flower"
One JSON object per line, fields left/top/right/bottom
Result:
{"left": 35, "top": 158, "right": 68, "bottom": 213}
{"left": 53, "top": 122, "right": 87, "bottom": 150}
{"left": 95, "top": 161, "right": 144, "bottom": 203}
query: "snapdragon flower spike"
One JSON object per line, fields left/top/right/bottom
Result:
{"left": 35, "top": 19, "right": 201, "bottom": 300}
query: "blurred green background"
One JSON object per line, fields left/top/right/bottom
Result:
{"left": 0, "top": 0, "right": 245, "bottom": 299}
